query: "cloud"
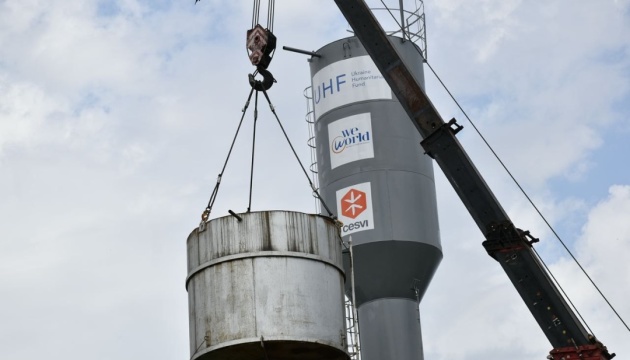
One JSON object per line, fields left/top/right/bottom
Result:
{"left": 0, "top": 79, "right": 65, "bottom": 152}
{"left": 425, "top": 0, "right": 630, "bottom": 189}
{"left": 423, "top": 180, "right": 630, "bottom": 360}
{"left": 545, "top": 185, "right": 630, "bottom": 356}
{"left": 0, "top": 1, "right": 629, "bottom": 360}
{"left": 416, "top": 2, "right": 630, "bottom": 358}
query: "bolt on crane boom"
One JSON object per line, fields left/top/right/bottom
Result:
{"left": 332, "top": 1, "right": 614, "bottom": 359}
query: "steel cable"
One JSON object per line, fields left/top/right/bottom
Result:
{"left": 424, "top": 57, "right": 630, "bottom": 334}
{"left": 203, "top": 84, "right": 336, "bottom": 221}
{"left": 377, "top": 5, "right": 630, "bottom": 334}
{"left": 252, "top": 0, "right": 260, "bottom": 27}
{"left": 531, "top": 246, "right": 596, "bottom": 337}
{"left": 203, "top": 87, "right": 255, "bottom": 220}
{"left": 260, "top": 88, "right": 336, "bottom": 218}
{"left": 189, "top": 336, "right": 208, "bottom": 360}
{"left": 267, "top": 0, "right": 275, "bottom": 31}
{"left": 248, "top": 91, "right": 259, "bottom": 212}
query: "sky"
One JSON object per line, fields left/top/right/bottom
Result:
{"left": 0, "top": 1, "right": 629, "bottom": 360}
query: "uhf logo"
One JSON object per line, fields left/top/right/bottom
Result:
{"left": 341, "top": 188, "right": 366, "bottom": 218}
{"left": 313, "top": 74, "right": 347, "bottom": 105}
{"left": 336, "top": 182, "right": 375, "bottom": 236}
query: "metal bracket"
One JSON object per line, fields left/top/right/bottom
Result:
{"left": 446, "top": 118, "right": 463, "bottom": 134}
{"left": 482, "top": 221, "right": 532, "bottom": 257}
{"left": 420, "top": 118, "right": 463, "bottom": 159}
{"left": 549, "top": 343, "right": 616, "bottom": 360}
{"left": 198, "top": 220, "right": 207, "bottom": 233}
{"left": 410, "top": 278, "right": 422, "bottom": 323}
{"left": 343, "top": 41, "right": 352, "bottom": 58}
{"left": 521, "top": 229, "right": 540, "bottom": 245}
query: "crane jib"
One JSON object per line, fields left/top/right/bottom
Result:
{"left": 333, "top": 0, "right": 613, "bottom": 358}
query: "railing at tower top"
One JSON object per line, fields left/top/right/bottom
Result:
{"left": 350, "top": 0, "right": 427, "bottom": 60}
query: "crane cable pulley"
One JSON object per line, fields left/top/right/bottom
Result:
{"left": 197, "top": 0, "right": 277, "bottom": 90}
{"left": 247, "top": 0, "right": 277, "bottom": 78}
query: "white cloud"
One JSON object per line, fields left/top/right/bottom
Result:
{"left": 0, "top": 1, "right": 629, "bottom": 360}
{"left": 544, "top": 185, "right": 630, "bottom": 356}
{"left": 0, "top": 80, "right": 65, "bottom": 152}
{"left": 424, "top": 0, "right": 630, "bottom": 192}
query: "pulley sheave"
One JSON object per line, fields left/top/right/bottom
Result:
{"left": 246, "top": 24, "right": 276, "bottom": 70}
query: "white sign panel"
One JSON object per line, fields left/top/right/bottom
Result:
{"left": 336, "top": 182, "right": 374, "bottom": 236}
{"left": 312, "top": 56, "right": 391, "bottom": 120}
{"left": 328, "top": 113, "right": 374, "bottom": 169}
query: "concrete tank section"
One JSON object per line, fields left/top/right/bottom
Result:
{"left": 309, "top": 36, "right": 442, "bottom": 360}
{"left": 186, "top": 211, "right": 349, "bottom": 360}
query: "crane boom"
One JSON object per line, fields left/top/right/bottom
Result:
{"left": 333, "top": 1, "right": 613, "bottom": 358}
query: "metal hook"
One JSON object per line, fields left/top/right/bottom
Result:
{"left": 248, "top": 68, "right": 276, "bottom": 91}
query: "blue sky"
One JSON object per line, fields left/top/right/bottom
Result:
{"left": 0, "top": 1, "right": 629, "bottom": 360}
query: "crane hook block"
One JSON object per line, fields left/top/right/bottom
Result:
{"left": 247, "top": 25, "right": 277, "bottom": 70}
{"left": 249, "top": 68, "right": 276, "bottom": 91}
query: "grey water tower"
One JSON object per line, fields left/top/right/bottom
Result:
{"left": 308, "top": 6, "right": 441, "bottom": 359}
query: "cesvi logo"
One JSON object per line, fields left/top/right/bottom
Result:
{"left": 336, "top": 182, "right": 374, "bottom": 235}
{"left": 331, "top": 127, "right": 371, "bottom": 154}
{"left": 341, "top": 188, "right": 367, "bottom": 219}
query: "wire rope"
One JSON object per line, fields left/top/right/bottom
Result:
{"left": 423, "top": 58, "right": 630, "bottom": 333}
{"left": 260, "top": 88, "right": 336, "bottom": 218}
{"left": 189, "top": 336, "right": 208, "bottom": 360}
{"left": 203, "top": 87, "right": 255, "bottom": 220}
{"left": 377, "top": 5, "right": 630, "bottom": 334}
{"left": 252, "top": 0, "right": 274, "bottom": 30}
{"left": 252, "top": 0, "right": 260, "bottom": 27}
{"left": 267, "top": 0, "right": 275, "bottom": 31}
{"left": 532, "top": 246, "right": 596, "bottom": 337}
{"left": 248, "top": 91, "right": 259, "bottom": 212}
{"left": 202, "top": 80, "right": 336, "bottom": 224}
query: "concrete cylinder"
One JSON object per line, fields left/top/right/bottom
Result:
{"left": 186, "top": 211, "right": 349, "bottom": 360}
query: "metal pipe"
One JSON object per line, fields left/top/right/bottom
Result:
{"left": 282, "top": 46, "right": 322, "bottom": 57}
{"left": 228, "top": 210, "right": 243, "bottom": 221}
{"left": 399, "top": 0, "right": 406, "bottom": 41}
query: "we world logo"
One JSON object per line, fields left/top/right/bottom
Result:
{"left": 328, "top": 113, "right": 374, "bottom": 169}
{"left": 331, "top": 127, "right": 371, "bottom": 154}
